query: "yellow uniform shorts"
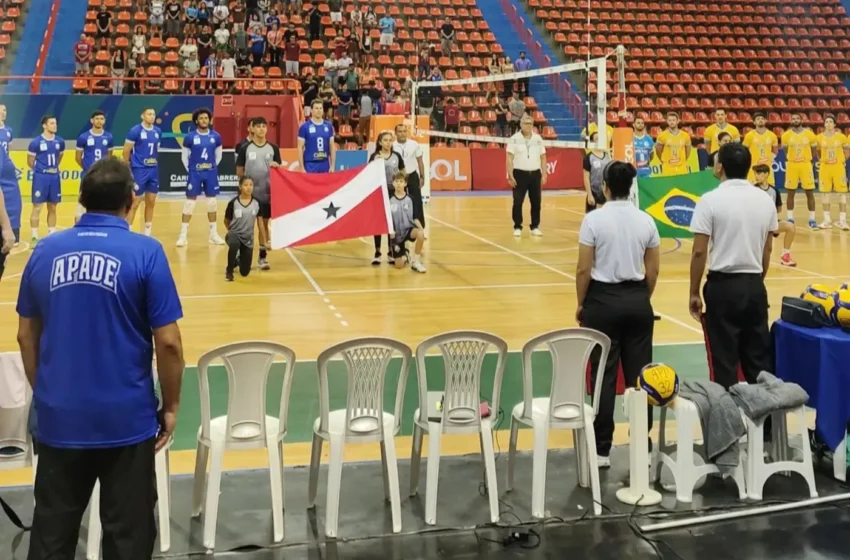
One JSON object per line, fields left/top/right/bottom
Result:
{"left": 663, "top": 164, "right": 689, "bottom": 177}
{"left": 785, "top": 162, "right": 815, "bottom": 190}
{"left": 819, "top": 163, "right": 848, "bottom": 193}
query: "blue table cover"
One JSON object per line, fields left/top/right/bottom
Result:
{"left": 773, "top": 319, "right": 850, "bottom": 450}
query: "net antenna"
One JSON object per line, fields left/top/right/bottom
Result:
{"left": 410, "top": 51, "right": 623, "bottom": 152}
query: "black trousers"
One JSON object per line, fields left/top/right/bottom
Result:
{"left": 406, "top": 171, "right": 425, "bottom": 226}
{"left": 703, "top": 272, "right": 771, "bottom": 389}
{"left": 226, "top": 232, "right": 252, "bottom": 277}
{"left": 585, "top": 190, "right": 606, "bottom": 214}
{"left": 582, "top": 280, "right": 655, "bottom": 456}
{"left": 512, "top": 169, "right": 542, "bottom": 230}
{"left": 0, "top": 226, "right": 6, "bottom": 281}
{"left": 28, "top": 438, "right": 157, "bottom": 560}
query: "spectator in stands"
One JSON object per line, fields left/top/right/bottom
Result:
{"left": 501, "top": 56, "right": 514, "bottom": 97}
{"left": 283, "top": 22, "right": 297, "bottom": 43}
{"left": 149, "top": 0, "right": 165, "bottom": 32}
{"left": 320, "top": 80, "right": 336, "bottom": 123}
{"left": 439, "top": 19, "right": 455, "bottom": 57}
{"left": 429, "top": 66, "right": 442, "bottom": 82}
{"left": 508, "top": 93, "right": 526, "bottom": 134}
{"left": 179, "top": 36, "right": 198, "bottom": 63}
{"left": 137, "top": 0, "right": 148, "bottom": 13}
{"left": 257, "top": 0, "right": 270, "bottom": 21}
{"left": 338, "top": 83, "right": 353, "bottom": 126}
{"left": 126, "top": 60, "right": 140, "bottom": 93}
{"left": 337, "top": 50, "right": 352, "bottom": 83}
{"left": 488, "top": 54, "right": 501, "bottom": 75}
{"left": 444, "top": 98, "right": 460, "bottom": 141}
{"left": 417, "top": 48, "right": 430, "bottom": 80}
{"left": 198, "top": 25, "right": 214, "bottom": 66}
{"left": 96, "top": 5, "right": 112, "bottom": 38}
{"left": 266, "top": 22, "right": 282, "bottom": 66}
{"left": 220, "top": 51, "right": 237, "bottom": 91}
{"left": 302, "top": 74, "right": 319, "bottom": 116}
{"left": 514, "top": 51, "right": 531, "bottom": 96}
{"left": 183, "top": 51, "right": 201, "bottom": 92}
{"left": 345, "top": 64, "right": 359, "bottom": 101}
{"left": 323, "top": 52, "right": 339, "bottom": 87}
{"left": 236, "top": 50, "right": 251, "bottom": 76}
{"left": 357, "top": 86, "right": 374, "bottom": 146}
{"left": 347, "top": 31, "right": 361, "bottom": 65}
{"left": 212, "top": 0, "right": 229, "bottom": 25}
{"left": 249, "top": 27, "right": 266, "bottom": 66}
{"left": 431, "top": 100, "right": 445, "bottom": 139}
{"left": 365, "top": 6, "right": 376, "bottom": 27}
{"left": 284, "top": 35, "right": 300, "bottom": 75}
{"left": 197, "top": 1, "right": 210, "bottom": 27}
{"left": 214, "top": 22, "right": 230, "bottom": 53}
{"left": 132, "top": 26, "right": 147, "bottom": 56}
{"left": 74, "top": 34, "right": 92, "bottom": 76}
{"left": 231, "top": 1, "right": 245, "bottom": 25}
{"left": 232, "top": 23, "right": 248, "bottom": 58}
{"left": 203, "top": 52, "right": 218, "bottom": 92}
{"left": 329, "top": 0, "right": 343, "bottom": 28}
{"left": 128, "top": 51, "right": 139, "bottom": 71}
{"left": 349, "top": 2, "right": 362, "bottom": 31}
{"left": 184, "top": 1, "right": 199, "bottom": 34}
{"left": 110, "top": 50, "right": 127, "bottom": 94}
{"left": 493, "top": 93, "right": 509, "bottom": 137}
{"left": 359, "top": 30, "right": 372, "bottom": 59}
{"left": 379, "top": 12, "right": 395, "bottom": 51}
{"left": 164, "top": 0, "right": 181, "bottom": 37}
{"left": 307, "top": 4, "right": 321, "bottom": 41}
{"left": 265, "top": 8, "right": 280, "bottom": 29}
{"left": 247, "top": 12, "right": 262, "bottom": 32}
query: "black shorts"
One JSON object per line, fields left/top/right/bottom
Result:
{"left": 258, "top": 202, "right": 271, "bottom": 219}
{"left": 585, "top": 190, "right": 606, "bottom": 213}
{"left": 391, "top": 229, "right": 414, "bottom": 259}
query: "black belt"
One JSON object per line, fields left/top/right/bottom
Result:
{"left": 589, "top": 279, "right": 647, "bottom": 289}
{"left": 707, "top": 271, "right": 763, "bottom": 280}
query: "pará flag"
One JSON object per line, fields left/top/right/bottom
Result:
{"left": 269, "top": 160, "right": 392, "bottom": 249}
{"left": 638, "top": 170, "right": 719, "bottom": 238}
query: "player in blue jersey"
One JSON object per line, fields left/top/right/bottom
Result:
{"left": 27, "top": 116, "right": 65, "bottom": 244}
{"left": 177, "top": 108, "right": 225, "bottom": 247}
{"left": 124, "top": 107, "right": 161, "bottom": 236}
{"left": 0, "top": 142, "right": 15, "bottom": 277}
{"left": 0, "top": 104, "right": 22, "bottom": 244}
{"left": 632, "top": 117, "right": 655, "bottom": 178}
{"left": 297, "top": 99, "right": 336, "bottom": 173}
{"left": 75, "top": 110, "right": 115, "bottom": 222}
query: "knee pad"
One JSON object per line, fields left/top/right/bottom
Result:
{"left": 75, "top": 203, "right": 86, "bottom": 219}
{"left": 182, "top": 199, "right": 196, "bottom": 215}
{"left": 206, "top": 197, "right": 218, "bottom": 212}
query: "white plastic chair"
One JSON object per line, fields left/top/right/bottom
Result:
{"left": 505, "top": 328, "right": 608, "bottom": 518}
{"left": 409, "top": 331, "right": 507, "bottom": 526}
{"left": 307, "top": 337, "right": 412, "bottom": 538}
{"left": 191, "top": 342, "right": 296, "bottom": 551}
{"left": 742, "top": 406, "right": 818, "bottom": 500}
{"left": 0, "top": 352, "right": 35, "bottom": 475}
{"left": 652, "top": 397, "right": 746, "bottom": 504}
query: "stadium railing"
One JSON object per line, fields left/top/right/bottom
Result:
{"left": 0, "top": 75, "right": 303, "bottom": 95}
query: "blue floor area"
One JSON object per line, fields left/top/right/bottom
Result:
{"left": 474, "top": 0, "right": 581, "bottom": 139}
{"left": 41, "top": 0, "right": 89, "bottom": 93}
{"left": 6, "top": 0, "right": 54, "bottom": 93}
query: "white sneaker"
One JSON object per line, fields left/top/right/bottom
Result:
{"left": 513, "top": 228, "right": 522, "bottom": 237}
{"left": 258, "top": 258, "right": 271, "bottom": 270}
{"left": 838, "top": 221, "right": 850, "bottom": 231}
{"left": 597, "top": 455, "right": 611, "bottom": 469}
{"left": 411, "top": 261, "right": 427, "bottom": 273}
{"left": 820, "top": 221, "right": 833, "bottom": 230}
{"left": 176, "top": 235, "right": 188, "bottom": 247}
{"left": 209, "top": 232, "right": 225, "bottom": 245}
{"left": 531, "top": 228, "right": 543, "bottom": 237}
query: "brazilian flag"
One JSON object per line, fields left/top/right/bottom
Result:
{"left": 638, "top": 171, "right": 719, "bottom": 238}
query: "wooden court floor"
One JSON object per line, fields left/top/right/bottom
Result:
{"left": 0, "top": 192, "right": 847, "bottom": 486}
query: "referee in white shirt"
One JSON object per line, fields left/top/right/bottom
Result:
{"left": 507, "top": 114, "right": 547, "bottom": 237}
{"left": 393, "top": 124, "right": 426, "bottom": 225}
{"left": 576, "top": 161, "right": 660, "bottom": 465}
{"left": 689, "top": 142, "right": 778, "bottom": 388}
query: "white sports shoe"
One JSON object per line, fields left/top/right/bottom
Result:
{"left": 176, "top": 235, "right": 188, "bottom": 247}
{"left": 411, "top": 261, "right": 427, "bottom": 273}
{"left": 513, "top": 228, "right": 522, "bottom": 237}
{"left": 820, "top": 221, "right": 833, "bottom": 230}
{"left": 597, "top": 455, "right": 611, "bottom": 469}
{"left": 838, "top": 221, "right": 850, "bottom": 231}
{"left": 531, "top": 228, "right": 543, "bottom": 237}
{"left": 209, "top": 232, "right": 225, "bottom": 245}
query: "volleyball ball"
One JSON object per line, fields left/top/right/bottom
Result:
{"left": 829, "top": 289, "right": 850, "bottom": 328}
{"left": 801, "top": 284, "right": 838, "bottom": 315}
{"left": 637, "top": 363, "right": 679, "bottom": 407}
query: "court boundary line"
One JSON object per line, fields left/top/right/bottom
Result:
{"left": 286, "top": 248, "right": 349, "bottom": 327}
{"left": 429, "top": 215, "right": 705, "bottom": 335}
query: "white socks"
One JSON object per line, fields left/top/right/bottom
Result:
{"left": 787, "top": 209, "right": 794, "bottom": 220}
{"left": 144, "top": 223, "right": 152, "bottom": 236}
{"left": 809, "top": 211, "right": 816, "bottom": 220}
{"left": 180, "top": 223, "right": 189, "bottom": 236}
{"left": 824, "top": 211, "right": 831, "bottom": 222}
{"left": 841, "top": 212, "right": 847, "bottom": 223}
{"left": 31, "top": 230, "right": 39, "bottom": 240}
{"left": 209, "top": 222, "right": 217, "bottom": 234}
{"left": 47, "top": 227, "right": 56, "bottom": 235}
{"left": 782, "top": 248, "right": 790, "bottom": 256}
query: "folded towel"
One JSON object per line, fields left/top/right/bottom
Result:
{"left": 0, "top": 352, "right": 27, "bottom": 409}
{"left": 679, "top": 379, "right": 745, "bottom": 474}
{"left": 729, "top": 371, "right": 809, "bottom": 422}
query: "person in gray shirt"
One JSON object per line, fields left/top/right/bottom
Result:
{"left": 388, "top": 170, "right": 426, "bottom": 273}
{"left": 583, "top": 132, "right": 613, "bottom": 213}
{"left": 224, "top": 176, "right": 260, "bottom": 281}
{"left": 235, "top": 116, "right": 281, "bottom": 270}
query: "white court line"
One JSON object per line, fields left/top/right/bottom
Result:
{"left": 428, "top": 215, "right": 705, "bottom": 335}
{"left": 285, "top": 248, "right": 349, "bottom": 328}
{"left": 2, "top": 272, "right": 22, "bottom": 280}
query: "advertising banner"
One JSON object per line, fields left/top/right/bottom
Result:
{"left": 470, "top": 149, "right": 511, "bottom": 191}
{"left": 335, "top": 149, "right": 368, "bottom": 171}
{"left": 429, "top": 147, "right": 471, "bottom": 191}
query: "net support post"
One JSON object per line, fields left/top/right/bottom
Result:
{"left": 616, "top": 388, "right": 663, "bottom": 506}
{"left": 593, "top": 57, "right": 608, "bottom": 151}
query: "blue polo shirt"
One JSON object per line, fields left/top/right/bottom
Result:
{"left": 16, "top": 213, "right": 183, "bottom": 449}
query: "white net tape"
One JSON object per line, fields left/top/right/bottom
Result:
{"left": 410, "top": 53, "right": 616, "bottom": 151}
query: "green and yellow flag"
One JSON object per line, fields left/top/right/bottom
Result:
{"left": 637, "top": 171, "right": 719, "bottom": 238}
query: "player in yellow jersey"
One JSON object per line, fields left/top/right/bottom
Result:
{"left": 742, "top": 112, "right": 779, "bottom": 185}
{"left": 582, "top": 121, "right": 615, "bottom": 152}
{"left": 816, "top": 115, "right": 850, "bottom": 230}
{"left": 781, "top": 113, "right": 819, "bottom": 229}
{"left": 655, "top": 112, "right": 691, "bottom": 176}
{"left": 704, "top": 108, "right": 741, "bottom": 154}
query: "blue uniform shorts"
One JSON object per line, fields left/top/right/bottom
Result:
{"left": 32, "top": 173, "right": 61, "bottom": 204}
{"left": 304, "top": 160, "right": 331, "bottom": 174}
{"left": 132, "top": 166, "right": 159, "bottom": 195}
{"left": 636, "top": 165, "right": 652, "bottom": 178}
{"left": 186, "top": 170, "right": 220, "bottom": 198}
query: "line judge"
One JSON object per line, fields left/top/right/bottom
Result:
{"left": 576, "top": 161, "right": 660, "bottom": 466}
{"left": 689, "top": 143, "right": 778, "bottom": 388}
{"left": 393, "top": 123, "right": 426, "bottom": 226}
{"left": 507, "top": 114, "right": 547, "bottom": 237}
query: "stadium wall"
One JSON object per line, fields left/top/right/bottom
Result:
{"left": 41, "top": 0, "right": 90, "bottom": 94}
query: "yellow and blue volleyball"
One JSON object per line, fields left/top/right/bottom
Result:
{"left": 829, "top": 288, "right": 850, "bottom": 328}
{"left": 801, "top": 284, "right": 837, "bottom": 315}
{"left": 637, "top": 363, "right": 679, "bottom": 407}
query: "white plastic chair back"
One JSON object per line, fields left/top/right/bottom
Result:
{"left": 521, "top": 328, "right": 611, "bottom": 424}
{"left": 197, "top": 341, "right": 296, "bottom": 445}
{"left": 0, "top": 352, "right": 33, "bottom": 469}
{"left": 416, "top": 331, "right": 508, "bottom": 429}
{"left": 316, "top": 337, "right": 412, "bottom": 439}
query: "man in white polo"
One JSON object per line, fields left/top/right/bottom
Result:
{"left": 507, "top": 114, "right": 547, "bottom": 237}
{"left": 688, "top": 143, "right": 777, "bottom": 389}
{"left": 393, "top": 124, "right": 426, "bottom": 226}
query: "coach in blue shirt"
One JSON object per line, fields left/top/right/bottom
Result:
{"left": 17, "top": 157, "right": 185, "bottom": 559}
